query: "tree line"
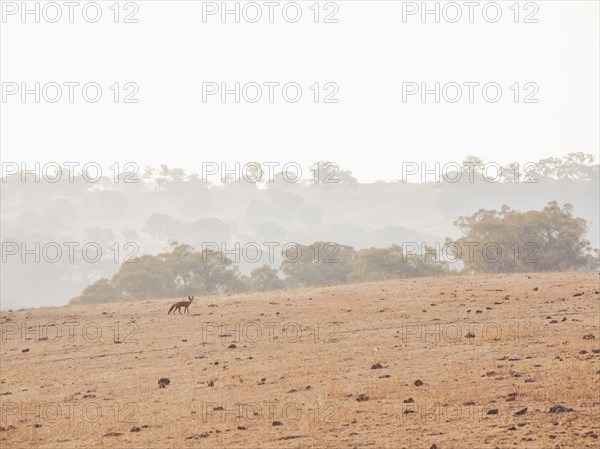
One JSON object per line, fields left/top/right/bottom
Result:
{"left": 70, "top": 201, "right": 598, "bottom": 304}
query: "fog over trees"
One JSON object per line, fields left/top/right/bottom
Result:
{"left": 1, "top": 153, "right": 598, "bottom": 308}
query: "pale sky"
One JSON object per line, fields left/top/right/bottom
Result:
{"left": 1, "top": 0, "right": 599, "bottom": 182}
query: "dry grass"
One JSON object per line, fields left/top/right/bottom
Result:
{"left": 1, "top": 272, "right": 599, "bottom": 448}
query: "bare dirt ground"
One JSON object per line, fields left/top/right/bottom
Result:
{"left": 1, "top": 272, "right": 599, "bottom": 449}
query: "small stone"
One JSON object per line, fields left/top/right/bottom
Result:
{"left": 414, "top": 379, "right": 423, "bottom": 387}
{"left": 549, "top": 405, "right": 574, "bottom": 413}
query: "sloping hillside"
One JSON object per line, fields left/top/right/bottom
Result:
{"left": 1, "top": 272, "right": 599, "bottom": 448}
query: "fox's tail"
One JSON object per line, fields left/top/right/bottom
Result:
{"left": 168, "top": 304, "right": 175, "bottom": 315}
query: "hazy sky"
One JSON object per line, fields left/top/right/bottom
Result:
{"left": 1, "top": 1, "right": 599, "bottom": 182}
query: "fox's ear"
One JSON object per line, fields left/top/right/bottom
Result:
{"left": 190, "top": 296, "right": 194, "bottom": 300}
{"left": 188, "top": 296, "right": 192, "bottom": 300}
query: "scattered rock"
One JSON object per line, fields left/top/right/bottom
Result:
{"left": 378, "top": 374, "right": 391, "bottom": 379}
{"left": 403, "top": 398, "right": 414, "bottom": 403}
{"left": 208, "top": 380, "right": 214, "bottom": 387}
{"left": 228, "top": 344, "right": 237, "bottom": 349}
{"left": 549, "top": 405, "right": 574, "bottom": 413}
{"left": 186, "top": 432, "right": 209, "bottom": 439}
{"left": 130, "top": 426, "right": 141, "bottom": 432}
{"left": 158, "top": 378, "right": 170, "bottom": 388}
{"left": 356, "top": 394, "right": 369, "bottom": 402}
{"left": 583, "top": 334, "right": 596, "bottom": 340}
{"left": 514, "top": 408, "right": 528, "bottom": 416}
{"left": 465, "top": 332, "right": 475, "bottom": 338}
{"left": 371, "top": 363, "right": 383, "bottom": 369}
{"left": 533, "top": 287, "right": 538, "bottom": 291}
{"left": 104, "top": 432, "right": 122, "bottom": 437}
{"left": 414, "top": 379, "right": 423, "bottom": 387}
{"left": 573, "top": 292, "right": 584, "bottom": 297}
{"left": 22, "top": 348, "right": 30, "bottom": 353}
{"left": 487, "top": 409, "right": 499, "bottom": 415}
{"left": 272, "top": 421, "right": 283, "bottom": 426}
{"left": 278, "top": 435, "right": 305, "bottom": 441}
{"left": 237, "top": 426, "right": 247, "bottom": 430}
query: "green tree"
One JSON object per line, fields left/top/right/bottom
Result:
{"left": 280, "top": 241, "right": 356, "bottom": 287}
{"left": 246, "top": 265, "right": 284, "bottom": 292}
{"left": 348, "top": 244, "right": 449, "bottom": 282}
{"left": 70, "top": 278, "right": 117, "bottom": 304}
{"left": 450, "top": 201, "right": 592, "bottom": 273}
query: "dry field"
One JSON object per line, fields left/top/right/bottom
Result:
{"left": 1, "top": 272, "right": 599, "bottom": 449}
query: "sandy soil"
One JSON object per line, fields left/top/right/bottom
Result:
{"left": 1, "top": 272, "right": 599, "bottom": 448}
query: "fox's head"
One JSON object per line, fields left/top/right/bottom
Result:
{"left": 187, "top": 296, "right": 194, "bottom": 302}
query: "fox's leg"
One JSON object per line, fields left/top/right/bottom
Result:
{"left": 178, "top": 307, "right": 182, "bottom": 314}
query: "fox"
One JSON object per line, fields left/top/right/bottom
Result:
{"left": 168, "top": 296, "right": 194, "bottom": 315}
